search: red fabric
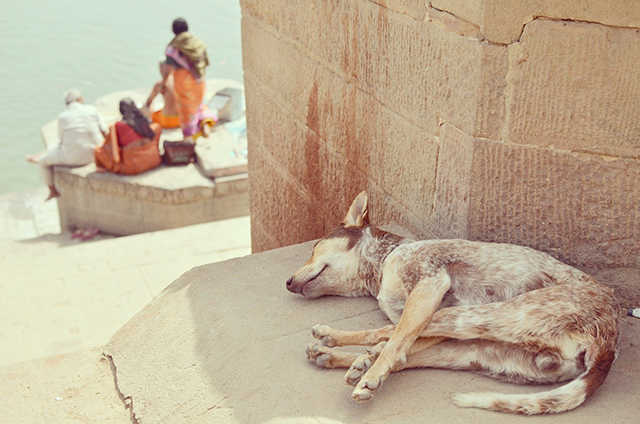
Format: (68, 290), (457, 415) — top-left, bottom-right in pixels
(115, 121), (145, 147)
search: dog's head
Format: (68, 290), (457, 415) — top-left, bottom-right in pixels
(286, 191), (369, 298)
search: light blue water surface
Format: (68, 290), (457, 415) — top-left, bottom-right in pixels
(0, 0), (243, 194)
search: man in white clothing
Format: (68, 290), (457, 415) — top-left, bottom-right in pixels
(26, 89), (108, 200)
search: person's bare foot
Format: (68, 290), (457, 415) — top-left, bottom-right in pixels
(202, 122), (211, 138)
(45, 186), (60, 201)
(25, 154), (39, 164)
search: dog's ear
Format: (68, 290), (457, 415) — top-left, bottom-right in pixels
(343, 191), (369, 228)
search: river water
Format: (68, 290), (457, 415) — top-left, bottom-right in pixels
(0, 0), (243, 195)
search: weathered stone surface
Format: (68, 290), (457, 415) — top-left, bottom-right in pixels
(249, 218), (283, 253)
(432, 124), (475, 240)
(241, 0), (508, 139)
(242, 0), (640, 272)
(246, 81), (439, 250)
(435, 124), (640, 268)
(505, 19), (640, 158)
(586, 267), (640, 309)
(195, 123), (248, 179)
(432, 0), (640, 44)
(244, 22), (440, 205)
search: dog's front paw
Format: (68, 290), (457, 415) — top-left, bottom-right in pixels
(311, 324), (337, 347)
(351, 376), (382, 402)
(344, 342), (385, 386)
(305, 343), (336, 368)
(344, 355), (372, 386)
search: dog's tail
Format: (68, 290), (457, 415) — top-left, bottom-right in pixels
(453, 345), (616, 415)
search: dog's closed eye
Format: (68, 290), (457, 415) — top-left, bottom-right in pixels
(310, 264), (329, 282)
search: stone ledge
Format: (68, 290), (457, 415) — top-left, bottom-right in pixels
(44, 77), (249, 236)
(55, 164), (217, 205)
(101, 240), (640, 423)
(54, 164), (248, 236)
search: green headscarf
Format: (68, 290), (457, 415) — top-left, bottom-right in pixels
(168, 32), (209, 78)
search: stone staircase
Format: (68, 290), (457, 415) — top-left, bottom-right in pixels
(0, 188), (251, 368)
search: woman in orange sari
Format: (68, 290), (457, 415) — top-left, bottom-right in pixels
(164, 18), (216, 142)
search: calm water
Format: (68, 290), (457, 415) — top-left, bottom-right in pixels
(0, 0), (243, 195)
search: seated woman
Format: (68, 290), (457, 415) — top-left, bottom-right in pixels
(117, 98), (158, 146)
(95, 99), (163, 175)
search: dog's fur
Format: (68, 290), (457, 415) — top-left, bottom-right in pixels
(286, 191), (619, 415)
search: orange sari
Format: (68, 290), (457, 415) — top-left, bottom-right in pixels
(173, 68), (206, 137)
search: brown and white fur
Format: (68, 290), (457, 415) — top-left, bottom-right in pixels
(286, 191), (619, 415)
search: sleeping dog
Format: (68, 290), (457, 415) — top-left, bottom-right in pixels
(286, 191), (619, 415)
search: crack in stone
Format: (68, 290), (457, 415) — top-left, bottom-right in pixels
(427, 6), (485, 41)
(103, 353), (139, 424)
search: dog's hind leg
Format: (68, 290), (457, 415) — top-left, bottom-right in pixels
(393, 339), (581, 384)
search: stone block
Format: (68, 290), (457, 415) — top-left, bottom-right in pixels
(432, 125), (475, 240)
(248, 148), (327, 251)
(241, 0), (508, 139)
(54, 164), (249, 236)
(247, 90), (438, 248)
(249, 131), (435, 249)
(434, 124), (640, 268)
(432, 0), (640, 44)
(427, 6), (484, 40)
(505, 19), (640, 158)
(195, 124), (248, 179)
(247, 93), (362, 227)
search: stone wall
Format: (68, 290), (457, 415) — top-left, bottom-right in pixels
(240, 0), (640, 270)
